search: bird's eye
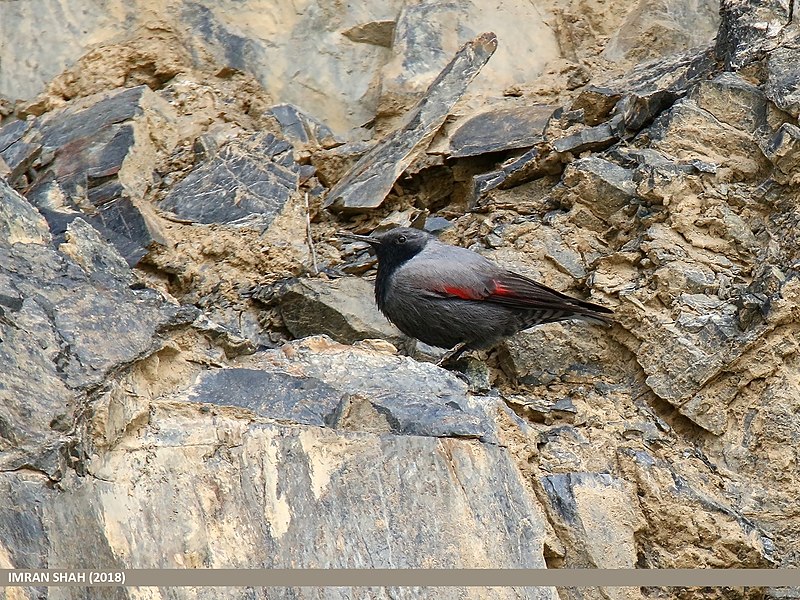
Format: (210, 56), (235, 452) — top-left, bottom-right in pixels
(397, 235), (407, 244)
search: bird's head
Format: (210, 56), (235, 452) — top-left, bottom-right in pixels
(339, 227), (431, 269)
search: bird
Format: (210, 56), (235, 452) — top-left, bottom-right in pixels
(339, 227), (613, 362)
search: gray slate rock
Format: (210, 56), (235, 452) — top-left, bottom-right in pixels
(277, 276), (408, 347)
(37, 86), (145, 149)
(765, 122), (800, 183)
(184, 368), (346, 427)
(0, 85), (169, 266)
(324, 32), (498, 211)
(607, 47), (717, 132)
(0, 139), (41, 182)
(266, 103), (340, 148)
(0, 473), (50, 570)
(447, 105), (557, 158)
(0, 184), (182, 477)
(0, 119), (31, 153)
(551, 120), (619, 155)
(764, 40), (800, 118)
(463, 146), (564, 207)
(715, 0), (791, 71)
(245, 336), (497, 441)
(160, 132), (299, 226)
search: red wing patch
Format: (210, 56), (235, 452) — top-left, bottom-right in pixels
(441, 285), (480, 300)
(489, 281), (516, 297)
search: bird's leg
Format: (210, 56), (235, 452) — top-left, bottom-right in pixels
(436, 342), (468, 368)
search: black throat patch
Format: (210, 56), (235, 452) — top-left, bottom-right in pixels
(372, 235), (428, 312)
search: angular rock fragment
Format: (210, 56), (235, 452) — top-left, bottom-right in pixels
(381, 0), (559, 111)
(691, 72), (769, 135)
(765, 122), (800, 183)
(266, 103), (340, 148)
(2, 85), (176, 266)
(539, 473), (643, 568)
(647, 98), (770, 180)
(630, 268), (789, 435)
(423, 215), (453, 233)
(0, 473), (50, 569)
(618, 448), (775, 568)
(465, 170), (508, 209)
(37, 85), (146, 149)
(562, 157), (637, 221)
(764, 41), (800, 118)
(463, 145), (566, 208)
(715, 0), (792, 71)
(501, 322), (613, 386)
(602, 47), (717, 132)
(276, 276), (407, 347)
(160, 132), (299, 226)
(570, 86), (621, 125)
(447, 105), (556, 158)
(551, 120), (619, 155)
(341, 20), (396, 47)
(324, 33), (498, 211)
(0, 139), (41, 182)
(0, 119), (32, 154)
(0, 179), (50, 245)
(310, 140), (374, 187)
(602, 0), (719, 64)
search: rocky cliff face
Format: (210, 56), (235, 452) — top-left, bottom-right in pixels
(1, 0), (798, 598)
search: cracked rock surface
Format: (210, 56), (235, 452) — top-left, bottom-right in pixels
(1, 1), (799, 598)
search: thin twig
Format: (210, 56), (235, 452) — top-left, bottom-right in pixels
(304, 192), (319, 275)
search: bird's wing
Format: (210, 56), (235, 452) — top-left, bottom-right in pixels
(404, 242), (612, 319)
(429, 266), (612, 318)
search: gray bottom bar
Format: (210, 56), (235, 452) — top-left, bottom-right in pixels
(2, 569), (799, 588)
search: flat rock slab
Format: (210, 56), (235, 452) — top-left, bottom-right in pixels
(551, 119), (620, 155)
(447, 105), (557, 158)
(324, 32), (497, 212)
(183, 368), (346, 427)
(277, 276), (407, 347)
(241, 336), (496, 441)
(70, 408), (556, 593)
(159, 132), (299, 226)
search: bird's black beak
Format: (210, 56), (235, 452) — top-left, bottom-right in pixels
(337, 231), (379, 246)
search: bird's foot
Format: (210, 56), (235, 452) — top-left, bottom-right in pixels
(436, 342), (468, 368)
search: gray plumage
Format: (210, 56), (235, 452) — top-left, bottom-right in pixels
(341, 227), (613, 350)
